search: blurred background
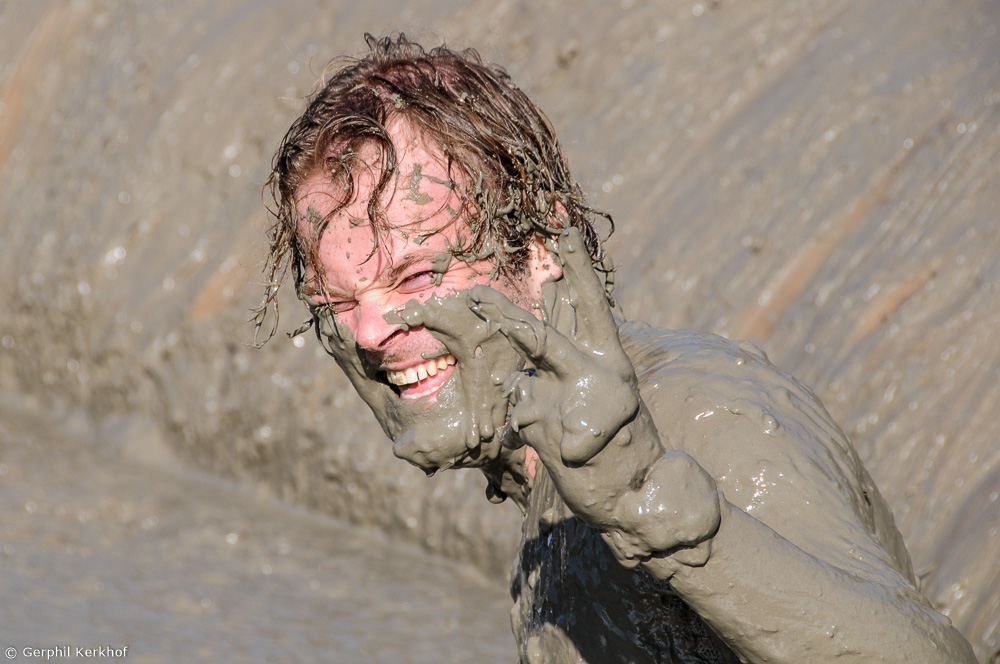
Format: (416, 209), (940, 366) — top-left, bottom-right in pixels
(0, 0), (997, 661)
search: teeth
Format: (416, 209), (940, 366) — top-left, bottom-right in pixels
(387, 355), (456, 387)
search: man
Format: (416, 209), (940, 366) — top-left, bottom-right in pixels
(257, 34), (976, 663)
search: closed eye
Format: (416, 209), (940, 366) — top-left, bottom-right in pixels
(312, 300), (355, 316)
(396, 270), (438, 294)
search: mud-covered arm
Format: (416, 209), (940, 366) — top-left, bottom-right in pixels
(460, 228), (977, 663)
(657, 498), (977, 663)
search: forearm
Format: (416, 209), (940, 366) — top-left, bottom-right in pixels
(648, 499), (978, 664)
(557, 410), (977, 663)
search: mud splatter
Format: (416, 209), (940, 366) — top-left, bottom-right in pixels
(404, 163), (433, 205)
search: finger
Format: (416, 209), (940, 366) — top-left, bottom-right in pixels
(395, 293), (493, 359)
(555, 227), (620, 351)
(506, 402), (562, 462)
(508, 403), (565, 464)
(502, 369), (534, 404)
(509, 400), (544, 434)
(467, 285), (577, 375)
(560, 425), (615, 465)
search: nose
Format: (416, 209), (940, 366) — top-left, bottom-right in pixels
(352, 295), (402, 351)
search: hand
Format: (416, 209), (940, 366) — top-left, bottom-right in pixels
(467, 227), (641, 466)
(403, 227), (720, 566)
(310, 292), (514, 474)
(466, 228), (720, 566)
(460, 228), (663, 531)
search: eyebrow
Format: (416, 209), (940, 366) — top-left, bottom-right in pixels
(385, 252), (433, 283)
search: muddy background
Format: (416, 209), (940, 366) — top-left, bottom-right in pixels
(1, 0), (997, 661)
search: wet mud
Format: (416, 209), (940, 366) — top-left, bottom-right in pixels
(1, 0), (998, 661)
(500, 234), (973, 660)
(0, 394), (514, 663)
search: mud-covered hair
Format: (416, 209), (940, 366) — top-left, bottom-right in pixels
(254, 33), (613, 343)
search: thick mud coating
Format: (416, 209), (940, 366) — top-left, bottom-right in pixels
(620, 326), (915, 581)
(331, 224), (975, 661)
(2, 1), (999, 661)
(477, 230), (972, 662)
(512, 326), (919, 663)
(310, 294), (522, 474)
(514, 468), (739, 664)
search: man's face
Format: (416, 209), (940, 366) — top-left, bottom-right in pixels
(295, 120), (558, 470)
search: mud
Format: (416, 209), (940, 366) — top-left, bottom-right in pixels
(438, 228), (973, 661)
(508, 322), (972, 662)
(1, 0), (998, 661)
(0, 394), (514, 663)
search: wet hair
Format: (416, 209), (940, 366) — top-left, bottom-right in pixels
(254, 33), (613, 343)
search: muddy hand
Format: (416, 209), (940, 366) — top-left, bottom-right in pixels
(469, 228), (721, 565)
(394, 292), (519, 458)
(467, 227), (640, 466)
(312, 295), (510, 473)
(396, 293), (497, 368)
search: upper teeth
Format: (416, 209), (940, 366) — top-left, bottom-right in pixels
(386, 355), (456, 386)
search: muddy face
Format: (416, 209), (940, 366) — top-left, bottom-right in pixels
(296, 119), (558, 473)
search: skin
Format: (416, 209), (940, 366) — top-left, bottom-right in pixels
(296, 119), (554, 479)
(297, 120), (977, 663)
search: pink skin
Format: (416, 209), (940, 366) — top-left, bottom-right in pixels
(296, 120), (557, 474)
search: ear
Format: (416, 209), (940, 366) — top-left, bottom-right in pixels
(525, 197), (573, 288)
(526, 232), (562, 296)
(549, 199), (569, 230)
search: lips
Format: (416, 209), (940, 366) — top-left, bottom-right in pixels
(385, 354), (457, 400)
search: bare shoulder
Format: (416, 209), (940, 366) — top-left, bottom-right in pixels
(619, 323), (916, 586)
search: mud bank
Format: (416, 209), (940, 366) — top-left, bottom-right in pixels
(0, 394), (514, 663)
(0, 0), (997, 660)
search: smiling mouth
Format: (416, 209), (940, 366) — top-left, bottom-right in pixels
(385, 354), (457, 400)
